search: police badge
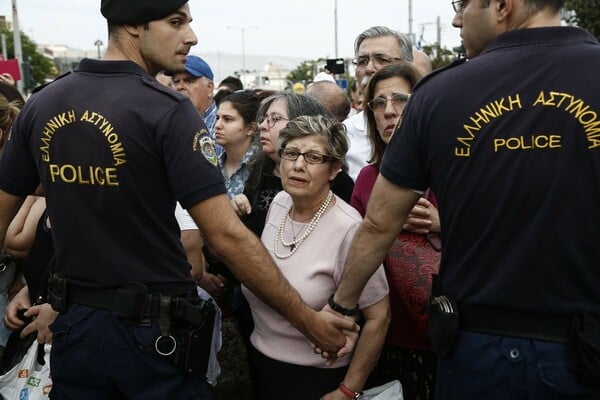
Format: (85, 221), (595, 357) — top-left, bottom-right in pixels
(198, 135), (218, 166)
(192, 128), (218, 166)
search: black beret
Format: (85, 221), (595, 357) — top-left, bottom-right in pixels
(101, 0), (189, 25)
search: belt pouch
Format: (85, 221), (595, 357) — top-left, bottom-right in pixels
(568, 312), (600, 388)
(428, 295), (459, 355)
(114, 282), (149, 322)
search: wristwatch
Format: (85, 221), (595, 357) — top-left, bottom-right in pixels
(328, 294), (359, 316)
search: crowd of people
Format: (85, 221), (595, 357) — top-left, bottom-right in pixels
(0, 0), (599, 399)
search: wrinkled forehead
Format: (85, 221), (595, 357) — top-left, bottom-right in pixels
(284, 134), (328, 151)
(267, 98), (289, 117)
(357, 36), (401, 57)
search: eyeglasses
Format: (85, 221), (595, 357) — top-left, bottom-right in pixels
(258, 114), (289, 128)
(352, 54), (404, 70)
(279, 148), (335, 164)
(367, 93), (411, 112)
(451, 0), (465, 13)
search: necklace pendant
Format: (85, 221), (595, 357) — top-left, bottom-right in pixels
(290, 243), (296, 251)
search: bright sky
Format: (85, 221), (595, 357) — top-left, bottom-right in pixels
(2, 0), (462, 59)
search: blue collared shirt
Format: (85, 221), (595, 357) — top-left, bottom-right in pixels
(219, 144), (257, 199)
(203, 101), (223, 157)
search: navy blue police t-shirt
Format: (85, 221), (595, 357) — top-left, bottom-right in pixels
(0, 59), (226, 291)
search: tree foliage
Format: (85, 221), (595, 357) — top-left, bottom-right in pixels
(1, 27), (56, 88)
(564, 0), (600, 40)
(421, 44), (458, 70)
(287, 60), (320, 83)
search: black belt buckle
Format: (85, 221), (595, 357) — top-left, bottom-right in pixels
(428, 295), (459, 355)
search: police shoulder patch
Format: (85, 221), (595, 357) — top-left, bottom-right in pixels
(193, 129), (218, 166)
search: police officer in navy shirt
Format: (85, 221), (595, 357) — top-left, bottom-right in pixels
(330, 0), (600, 398)
(0, 1), (356, 398)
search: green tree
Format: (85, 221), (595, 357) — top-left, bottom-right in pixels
(422, 44), (457, 70)
(1, 27), (56, 88)
(288, 58), (355, 90)
(287, 59), (319, 83)
(565, 0), (600, 40)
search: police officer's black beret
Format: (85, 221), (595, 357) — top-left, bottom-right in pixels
(101, 0), (189, 25)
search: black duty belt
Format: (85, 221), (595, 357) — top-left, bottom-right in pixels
(67, 284), (164, 319)
(66, 283), (198, 321)
(459, 303), (572, 344)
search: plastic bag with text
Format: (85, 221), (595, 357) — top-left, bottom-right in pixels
(0, 342), (52, 399)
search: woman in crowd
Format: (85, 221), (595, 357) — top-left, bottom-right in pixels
(199, 90), (260, 399)
(243, 115), (390, 399)
(1, 94), (55, 367)
(0, 94), (24, 351)
(350, 63), (440, 400)
(232, 93), (354, 237)
(215, 90), (260, 199)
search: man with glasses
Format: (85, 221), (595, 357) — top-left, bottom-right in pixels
(329, 0), (600, 397)
(343, 26), (422, 181)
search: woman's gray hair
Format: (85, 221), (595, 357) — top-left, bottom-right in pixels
(257, 92), (332, 122)
(354, 26), (414, 62)
(278, 115), (349, 162)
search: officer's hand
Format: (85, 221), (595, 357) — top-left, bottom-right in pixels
(231, 194), (251, 216)
(306, 307), (358, 364)
(197, 272), (227, 302)
(4, 285), (31, 330)
(21, 303), (58, 344)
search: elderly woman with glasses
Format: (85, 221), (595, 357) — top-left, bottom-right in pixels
(350, 63), (441, 400)
(242, 115), (389, 400)
(232, 93), (354, 238)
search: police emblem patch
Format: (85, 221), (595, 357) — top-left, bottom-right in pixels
(199, 136), (218, 166)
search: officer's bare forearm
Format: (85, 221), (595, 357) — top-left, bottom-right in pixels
(335, 175), (420, 308)
(188, 195), (311, 333)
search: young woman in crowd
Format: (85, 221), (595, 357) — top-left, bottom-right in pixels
(200, 90), (260, 399)
(215, 90), (260, 199)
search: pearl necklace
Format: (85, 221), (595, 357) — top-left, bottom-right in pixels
(273, 191), (333, 259)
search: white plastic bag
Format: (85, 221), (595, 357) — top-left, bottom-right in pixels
(361, 380), (403, 400)
(0, 342), (52, 399)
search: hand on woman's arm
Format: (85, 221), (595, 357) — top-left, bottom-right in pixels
(321, 296), (391, 400)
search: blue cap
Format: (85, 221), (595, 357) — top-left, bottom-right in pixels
(184, 56), (214, 81)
